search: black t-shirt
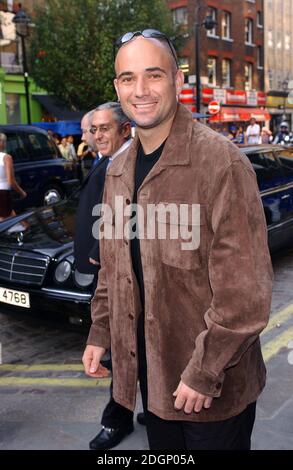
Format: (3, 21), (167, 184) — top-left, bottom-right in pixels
(131, 140), (166, 306)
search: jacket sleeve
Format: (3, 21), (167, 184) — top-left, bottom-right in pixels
(181, 160), (273, 397)
(88, 239), (100, 265)
(86, 184), (111, 349)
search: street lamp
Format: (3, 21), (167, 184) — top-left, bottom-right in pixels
(13, 9), (32, 124)
(195, 12), (217, 113)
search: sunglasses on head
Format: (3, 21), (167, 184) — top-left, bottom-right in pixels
(116, 29), (179, 68)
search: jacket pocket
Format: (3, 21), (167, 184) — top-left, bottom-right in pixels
(156, 202), (204, 270)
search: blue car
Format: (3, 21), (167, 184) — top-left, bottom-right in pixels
(240, 145), (293, 252)
(0, 125), (80, 209)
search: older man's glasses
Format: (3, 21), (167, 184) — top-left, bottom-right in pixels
(116, 29), (179, 69)
(90, 125), (113, 135)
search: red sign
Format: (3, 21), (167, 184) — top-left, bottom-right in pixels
(226, 90), (246, 105)
(208, 100), (221, 115)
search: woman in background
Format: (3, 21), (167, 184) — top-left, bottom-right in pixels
(0, 133), (27, 221)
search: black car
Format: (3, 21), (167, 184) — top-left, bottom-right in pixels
(0, 145), (292, 326)
(0, 125), (79, 209)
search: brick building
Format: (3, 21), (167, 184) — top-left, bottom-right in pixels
(168, 0), (269, 125)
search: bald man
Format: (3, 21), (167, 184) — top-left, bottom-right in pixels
(83, 30), (273, 450)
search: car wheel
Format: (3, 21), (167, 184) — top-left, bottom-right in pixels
(43, 185), (64, 205)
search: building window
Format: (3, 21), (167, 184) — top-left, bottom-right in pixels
(222, 59), (231, 87)
(257, 11), (263, 27)
(245, 18), (253, 44)
(257, 46), (263, 68)
(206, 7), (217, 37)
(245, 63), (253, 90)
(222, 11), (231, 39)
(207, 57), (217, 86)
(268, 30), (273, 48)
(172, 7), (188, 26)
(285, 34), (290, 51)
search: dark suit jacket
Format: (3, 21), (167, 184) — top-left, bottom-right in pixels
(74, 156), (108, 274)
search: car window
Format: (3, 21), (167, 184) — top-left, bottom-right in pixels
(5, 132), (30, 163)
(276, 149), (293, 170)
(25, 132), (59, 161)
(246, 151), (281, 188)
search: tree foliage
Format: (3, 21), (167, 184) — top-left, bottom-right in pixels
(29, 0), (177, 110)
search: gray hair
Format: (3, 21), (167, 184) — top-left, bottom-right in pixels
(94, 102), (129, 128)
(81, 109), (95, 127)
(0, 133), (7, 143)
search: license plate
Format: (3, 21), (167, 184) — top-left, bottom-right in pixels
(0, 287), (30, 308)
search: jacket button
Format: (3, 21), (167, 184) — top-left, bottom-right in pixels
(130, 351), (136, 357)
(216, 382), (222, 390)
(128, 314), (134, 320)
(125, 198), (131, 205)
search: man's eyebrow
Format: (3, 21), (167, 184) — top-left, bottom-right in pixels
(145, 67), (167, 75)
(117, 71), (133, 80)
(117, 67), (167, 80)
(91, 122), (111, 127)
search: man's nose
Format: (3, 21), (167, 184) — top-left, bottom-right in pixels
(134, 76), (149, 97)
(95, 129), (104, 139)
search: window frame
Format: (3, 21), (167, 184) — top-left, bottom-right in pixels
(221, 11), (232, 40)
(245, 18), (254, 45)
(207, 56), (217, 87)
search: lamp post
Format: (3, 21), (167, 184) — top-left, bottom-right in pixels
(13, 9), (32, 125)
(195, 10), (217, 113)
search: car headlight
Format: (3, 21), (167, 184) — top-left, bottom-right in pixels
(74, 269), (94, 287)
(54, 260), (72, 283)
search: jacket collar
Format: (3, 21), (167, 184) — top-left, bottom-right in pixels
(107, 104), (194, 192)
(81, 155), (107, 188)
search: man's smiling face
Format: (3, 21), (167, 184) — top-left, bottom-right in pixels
(91, 108), (128, 156)
(114, 37), (183, 130)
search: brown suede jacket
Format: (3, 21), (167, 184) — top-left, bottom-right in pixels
(87, 104), (273, 422)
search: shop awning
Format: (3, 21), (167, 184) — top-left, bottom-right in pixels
(209, 107), (271, 123)
(32, 94), (85, 120)
(33, 121), (82, 136)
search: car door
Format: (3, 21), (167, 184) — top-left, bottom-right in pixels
(274, 148), (293, 221)
(245, 149), (292, 250)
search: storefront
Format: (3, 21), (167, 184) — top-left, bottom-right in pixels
(0, 69), (44, 124)
(179, 85), (270, 132)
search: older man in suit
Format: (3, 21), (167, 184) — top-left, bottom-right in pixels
(75, 103), (135, 450)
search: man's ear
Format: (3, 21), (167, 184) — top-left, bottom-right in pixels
(121, 122), (131, 139)
(114, 78), (120, 101)
(175, 69), (184, 100)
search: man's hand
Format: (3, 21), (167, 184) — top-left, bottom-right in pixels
(82, 345), (108, 378)
(173, 380), (213, 414)
(89, 257), (100, 266)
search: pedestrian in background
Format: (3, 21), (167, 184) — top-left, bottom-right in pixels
(67, 135), (77, 161)
(77, 112), (97, 176)
(261, 127), (272, 144)
(58, 136), (75, 161)
(245, 118), (261, 144)
(0, 133), (26, 221)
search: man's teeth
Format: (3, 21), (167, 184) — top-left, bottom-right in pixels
(135, 103), (155, 108)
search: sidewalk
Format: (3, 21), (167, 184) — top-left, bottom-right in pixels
(0, 352), (292, 451)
